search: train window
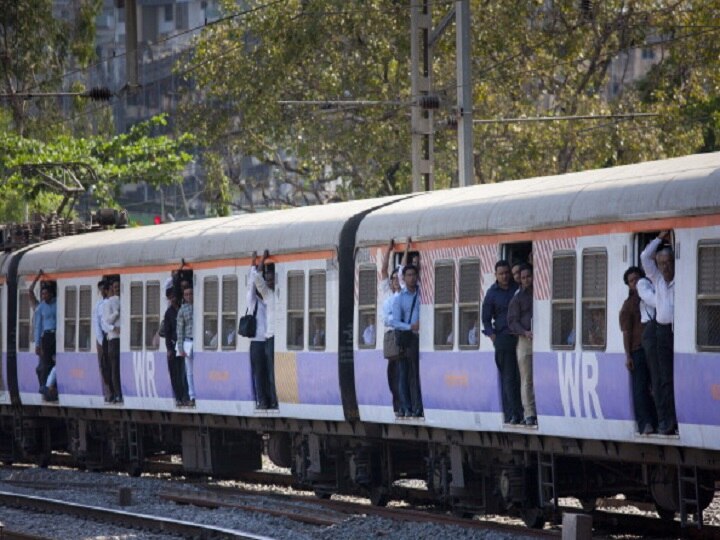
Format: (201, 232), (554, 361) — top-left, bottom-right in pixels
(434, 261), (454, 349)
(64, 287), (77, 351)
(458, 259), (480, 349)
(551, 252), (576, 349)
(203, 277), (219, 350)
(581, 249), (607, 350)
(78, 286), (92, 351)
(309, 271), (326, 350)
(145, 282), (160, 350)
(358, 265), (377, 348)
(697, 242), (720, 350)
(130, 282), (143, 350)
(287, 272), (305, 350)
(18, 289), (31, 351)
(221, 275), (238, 350)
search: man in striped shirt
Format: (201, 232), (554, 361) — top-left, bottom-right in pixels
(177, 287), (195, 407)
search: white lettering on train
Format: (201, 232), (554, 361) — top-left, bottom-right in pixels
(557, 352), (603, 419)
(133, 351), (158, 398)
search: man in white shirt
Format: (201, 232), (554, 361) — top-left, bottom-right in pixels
(249, 250), (278, 409)
(93, 279), (112, 402)
(101, 279), (122, 404)
(640, 231), (676, 435)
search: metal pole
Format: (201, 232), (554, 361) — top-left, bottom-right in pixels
(410, 0), (433, 192)
(456, 0), (474, 187)
(125, 0), (139, 89)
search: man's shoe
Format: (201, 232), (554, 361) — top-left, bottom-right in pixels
(642, 424), (655, 435)
(188, 398), (196, 407)
(509, 417), (521, 425)
(525, 416), (537, 426)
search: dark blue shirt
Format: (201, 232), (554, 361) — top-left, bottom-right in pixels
(481, 281), (518, 337)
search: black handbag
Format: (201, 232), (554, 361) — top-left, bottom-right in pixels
(238, 300), (259, 338)
(394, 291), (418, 350)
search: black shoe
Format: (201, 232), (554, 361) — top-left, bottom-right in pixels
(509, 417), (521, 425)
(113, 396), (123, 404)
(188, 398), (195, 407)
(412, 409), (424, 418)
(524, 416), (537, 426)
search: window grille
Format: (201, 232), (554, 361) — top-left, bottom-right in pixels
(458, 259), (480, 349)
(697, 242), (720, 350)
(130, 282), (143, 350)
(358, 266), (377, 348)
(309, 271), (326, 350)
(203, 277), (219, 350)
(221, 275), (238, 349)
(581, 249), (607, 350)
(78, 286), (92, 351)
(287, 272), (305, 350)
(145, 282), (160, 349)
(64, 287), (77, 351)
(551, 253), (576, 349)
(18, 288), (31, 351)
(434, 261), (454, 349)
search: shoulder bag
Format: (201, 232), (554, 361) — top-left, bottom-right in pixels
(238, 300), (259, 338)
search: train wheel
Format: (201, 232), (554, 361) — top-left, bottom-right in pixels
(369, 486), (389, 507)
(126, 462), (143, 478)
(521, 506), (546, 529)
(314, 489), (331, 500)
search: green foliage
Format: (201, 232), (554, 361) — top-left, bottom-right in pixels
(0, 115), (195, 219)
(202, 151), (232, 217)
(182, 0), (720, 197)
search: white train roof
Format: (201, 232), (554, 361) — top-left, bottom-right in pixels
(17, 197), (404, 274)
(357, 152), (720, 244)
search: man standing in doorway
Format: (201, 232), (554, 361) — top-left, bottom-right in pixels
(508, 264), (536, 426)
(102, 279), (122, 403)
(640, 231), (676, 435)
(392, 265), (423, 417)
(482, 260), (522, 424)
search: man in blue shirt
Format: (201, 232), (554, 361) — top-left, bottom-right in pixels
(392, 264), (423, 417)
(482, 260), (522, 424)
(29, 271), (57, 393)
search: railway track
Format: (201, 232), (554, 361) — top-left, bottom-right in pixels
(0, 490), (272, 540)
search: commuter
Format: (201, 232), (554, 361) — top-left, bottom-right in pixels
(619, 266), (657, 435)
(392, 264), (423, 417)
(640, 231), (676, 435)
(164, 285), (188, 406)
(176, 286), (196, 407)
(380, 240), (402, 412)
(29, 272), (57, 395)
(482, 260), (523, 424)
(362, 315), (376, 346)
(511, 263), (522, 288)
(467, 315), (479, 346)
(249, 250), (279, 409)
(93, 280), (112, 402)
(507, 264), (536, 426)
(101, 279), (122, 403)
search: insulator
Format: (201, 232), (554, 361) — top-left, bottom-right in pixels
(87, 87), (113, 101)
(418, 95), (440, 110)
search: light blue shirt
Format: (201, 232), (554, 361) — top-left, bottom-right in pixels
(392, 288), (419, 331)
(34, 299), (57, 347)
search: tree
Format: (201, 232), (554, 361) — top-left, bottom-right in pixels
(0, 115), (195, 223)
(181, 0), (720, 201)
(0, 0), (101, 137)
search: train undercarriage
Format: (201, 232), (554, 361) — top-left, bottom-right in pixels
(1, 408), (716, 529)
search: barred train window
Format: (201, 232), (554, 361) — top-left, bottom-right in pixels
(145, 282), (160, 350)
(203, 277), (219, 350)
(222, 275), (238, 350)
(287, 272), (305, 350)
(64, 287), (77, 351)
(459, 259), (480, 349)
(551, 253), (576, 349)
(434, 261), (454, 349)
(78, 286), (92, 351)
(358, 266), (377, 348)
(309, 271), (326, 350)
(18, 289), (31, 351)
(130, 282), (143, 350)
(697, 242), (720, 350)
(581, 249), (607, 350)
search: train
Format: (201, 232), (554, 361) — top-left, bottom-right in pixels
(1, 152), (719, 528)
